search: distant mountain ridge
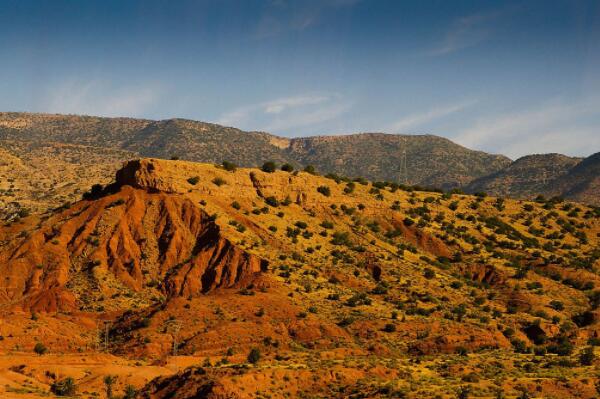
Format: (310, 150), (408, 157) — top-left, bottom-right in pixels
(0, 112), (510, 187)
(0, 112), (598, 209)
(465, 152), (600, 205)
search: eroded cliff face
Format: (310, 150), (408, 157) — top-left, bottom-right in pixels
(0, 184), (266, 312)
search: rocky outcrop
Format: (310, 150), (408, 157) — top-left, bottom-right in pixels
(0, 185), (266, 312)
(139, 368), (240, 399)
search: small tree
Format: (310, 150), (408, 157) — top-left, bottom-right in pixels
(222, 160), (237, 172)
(34, 342), (47, 355)
(187, 176), (200, 185)
(261, 161), (276, 173)
(303, 165), (316, 174)
(104, 375), (117, 399)
(580, 346), (595, 366)
(458, 386), (470, 399)
(281, 163), (294, 172)
(247, 347), (261, 364)
(212, 177), (227, 186)
(124, 385), (137, 399)
(317, 186), (331, 197)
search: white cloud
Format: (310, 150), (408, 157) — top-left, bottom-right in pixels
(264, 95), (329, 114)
(453, 98), (600, 158)
(216, 93), (351, 134)
(388, 100), (476, 133)
(255, 0), (360, 39)
(40, 79), (160, 117)
(426, 8), (512, 56)
(263, 101), (351, 132)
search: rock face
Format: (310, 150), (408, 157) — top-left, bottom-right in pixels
(0, 182), (266, 312)
(139, 368), (237, 399)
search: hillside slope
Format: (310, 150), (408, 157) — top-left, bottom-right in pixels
(0, 158), (599, 398)
(288, 133), (510, 189)
(466, 153), (600, 205)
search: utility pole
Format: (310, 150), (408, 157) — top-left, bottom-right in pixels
(104, 321), (110, 352)
(399, 137), (408, 185)
(165, 319), (182, 356)
(96, 320), (111, 352)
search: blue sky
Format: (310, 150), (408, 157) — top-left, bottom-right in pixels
(1, 0), (599, 159)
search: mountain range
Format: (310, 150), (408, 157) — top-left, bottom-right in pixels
(0, 112), (598, 218)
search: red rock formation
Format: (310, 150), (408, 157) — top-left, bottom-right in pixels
(0, 185), (266, 312)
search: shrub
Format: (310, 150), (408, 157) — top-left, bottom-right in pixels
(320, 221), (334, 229)
(187, 176), (200, 185)
(294, 221), (308, 229)
(222, 160), (237, 171)
(303, 165), (316, 174)
(331, 231), (351, 246)
(344, 182), (355, 194)
(104, 375), (117, 399)
(383, 323), (396, 333)
(262, 161), (277, 173)
(423, 268), (435, 279)
(549, 300), (564, 311)
(579, 346), (595, 365)
(231, 201), (241, 210)
(51, 377), (76, 396)
(34, 342), (47, 355)
(511, 338), (529, 353)
(124, 385), (137, 399)
(212, 177), (226, 186)
(247, 347), (261, 364)
(265, 196), (279, 207)
(281, 163), (294, 172)
(317, 186), (331, 196)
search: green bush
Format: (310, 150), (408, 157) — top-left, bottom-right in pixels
(262, 161), (277, 173)
(303, 165), (316, 174)
(51, 377), (77, 396)
(281, 163), (294, 172)
(212, 177), (226, 186)
(222, 160), (237, 171)
(187, 176), (200, 185)
(265, 196), (279, 207)
(579, 346), (595, 365)
(247, 347), (261, 364)
(317, 186), (331, 196)
(34, 342), (47, 355)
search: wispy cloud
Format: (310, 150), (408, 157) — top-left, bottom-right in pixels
(426, 8), (512, 56)
(40, 79), (160, 117)
(216, 93), (351, 134)
(453, 98), (600, 158)
(388, 100), (477, 133)
(255, 0), (360, 38)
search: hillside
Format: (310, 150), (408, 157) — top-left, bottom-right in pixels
(466, 153), (600, 206)
(0, 112), (513, 215)
(0, 158), (599, 398)
(552, 152), (600, 205)
(288, 133), (510, 189)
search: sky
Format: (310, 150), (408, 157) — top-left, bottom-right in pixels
(1, 0), (599, 159)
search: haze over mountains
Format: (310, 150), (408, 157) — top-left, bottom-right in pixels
(0, 112), (598, 217)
